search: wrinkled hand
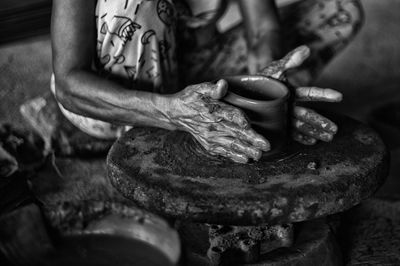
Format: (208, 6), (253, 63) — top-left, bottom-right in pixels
(259, 45), (343, 145)
(168, 80), (270, 163)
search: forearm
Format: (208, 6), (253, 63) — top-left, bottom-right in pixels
(54, 70), (176, 130)
(51, 0), (175, 131)
(238, 0), (281, 46)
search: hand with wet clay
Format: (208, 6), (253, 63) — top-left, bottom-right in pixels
(259, 45), (343, 145)
(167, 80), (270, 163)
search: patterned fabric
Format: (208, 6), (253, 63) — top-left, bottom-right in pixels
(54, 0), (363, 139)
(95, 0), (179, 94)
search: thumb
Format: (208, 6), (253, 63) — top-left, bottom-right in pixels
(209, 79), (228, 100)
(247, 53), (259, 75)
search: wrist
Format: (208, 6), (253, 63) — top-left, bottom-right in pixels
(153, 93), (180, 131)
(248, 27), (281, 48)
(249, 29), (283, 61)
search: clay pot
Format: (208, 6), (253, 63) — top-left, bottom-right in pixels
(222, 75), (290, 153)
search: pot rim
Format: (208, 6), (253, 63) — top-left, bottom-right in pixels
(221, 75), (290, 107)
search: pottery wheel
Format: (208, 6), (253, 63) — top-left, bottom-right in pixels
(107, 115), (389, 225)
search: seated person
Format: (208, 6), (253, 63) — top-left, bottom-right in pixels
(51, 0), (363, 163)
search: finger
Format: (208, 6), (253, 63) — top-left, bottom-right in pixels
(229, 139), (262, 161)
(292, 131), (317, 145)
(193, 80), (228, 100)
(209, 146), (249, 164)
(195, 136), (250, 163)
(214, 103), (250, 129)
(293, 106), (338, 134)
(259, 46), (310, 80)
(221, 121), (271, 151)
(295, 87), (342, 102)
(293, 119), (334, 142)
(281, 45), (311, 71)
(211, 79), (228, 99)
(209, 79), (228, 100)
(211, 137), (262, 162)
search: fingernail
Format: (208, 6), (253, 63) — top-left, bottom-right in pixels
(297, 45), (310, 56)
(330, 124), (338, 133)
(234, 156), (248, 164)
(253, 150), (262, 161)
(307, 138), (317, 145)
(217, 79), (227, 88)
(322, 133), (333, 142)
(241, 120), (250, 129)
(325, 89), (343, 102)
(215, 79), (228, 99)
(259, 141), (270, 151)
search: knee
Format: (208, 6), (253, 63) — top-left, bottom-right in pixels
(339, 0), (365, 40)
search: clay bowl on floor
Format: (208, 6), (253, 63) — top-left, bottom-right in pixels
(42, 213), (181, 266)
(222, 75), (290, 155)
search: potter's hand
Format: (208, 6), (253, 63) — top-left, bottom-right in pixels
(259, 46), (343, 145)
(168, 80), (270, 163)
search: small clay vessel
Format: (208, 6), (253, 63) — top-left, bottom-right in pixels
(222, 75), (290, 153)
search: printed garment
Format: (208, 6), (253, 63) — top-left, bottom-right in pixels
(95, 0), (178, 93)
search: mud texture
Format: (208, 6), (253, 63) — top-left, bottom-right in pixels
(107, 115), (389, 225)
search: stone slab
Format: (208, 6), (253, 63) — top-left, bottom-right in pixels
(107, 115), (389, 225)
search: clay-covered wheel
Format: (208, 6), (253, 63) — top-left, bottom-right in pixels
(107, 115), (389, 225)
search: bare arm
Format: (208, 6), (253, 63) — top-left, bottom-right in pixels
(51, 0), (174, 129)
(238, 0), (283, 73)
